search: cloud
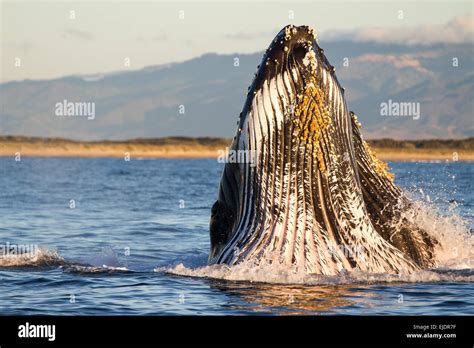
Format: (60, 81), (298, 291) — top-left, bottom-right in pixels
(62, 29), (94, 41)
(356, 54), (433, 75)
(323, 15), (473, 45)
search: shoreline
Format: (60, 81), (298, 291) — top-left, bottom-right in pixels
(1, 137), (473, 161)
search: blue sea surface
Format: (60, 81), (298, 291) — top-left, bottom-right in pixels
(0, 157), (472, 315)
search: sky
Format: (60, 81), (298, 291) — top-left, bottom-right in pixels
(1, 0), (473, 82)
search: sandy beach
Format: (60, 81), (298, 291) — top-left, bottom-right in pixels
(1, 136), (473, 161)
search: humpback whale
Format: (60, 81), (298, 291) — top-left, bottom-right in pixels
(209, 25), (437, 275)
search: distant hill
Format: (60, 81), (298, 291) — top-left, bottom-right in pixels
(1, 41), (472, 140)
(368, 137), (474, 150)
(0, 135), (230, 147)
(2, 135), (473, 149)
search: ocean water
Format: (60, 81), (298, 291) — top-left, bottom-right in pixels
(0, 157), (472, 315)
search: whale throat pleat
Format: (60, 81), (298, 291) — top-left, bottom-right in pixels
(211, 25), (433, 275)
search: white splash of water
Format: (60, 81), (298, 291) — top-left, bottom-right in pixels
(0, 246), (130, 273)
(158, 261), (474, 285)
(400, 200), (473, 268)
(0, 247), (65, 267)
(159, 200), (473, 285)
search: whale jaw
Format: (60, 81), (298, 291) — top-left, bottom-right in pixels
(209, 25), (436, 275)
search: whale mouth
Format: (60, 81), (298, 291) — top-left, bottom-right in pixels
(209, 25), (436, 275)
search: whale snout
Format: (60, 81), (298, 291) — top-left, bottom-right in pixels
(251, 25), (321, 91)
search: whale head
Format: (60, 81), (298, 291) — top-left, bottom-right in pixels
(209, 25), (436, 275)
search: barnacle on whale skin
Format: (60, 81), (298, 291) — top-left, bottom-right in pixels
(351, 111), (395, 182)
(293, 76), (332, 173)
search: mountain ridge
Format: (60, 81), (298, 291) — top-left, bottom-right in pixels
(1, 41), (472, 140)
